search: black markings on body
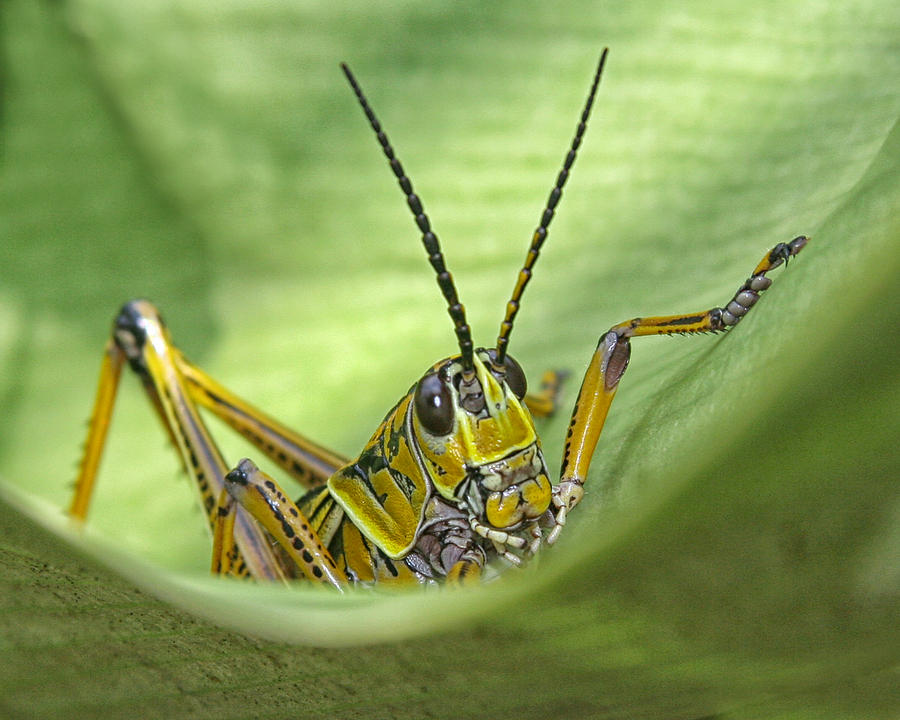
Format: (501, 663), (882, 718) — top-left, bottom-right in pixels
(306, 489), (333, 525)
(392, 469), (417, 501)
(243, 428), (264, 445)
(659, 314), (705, 327)
(383, 557), (399, 577)
(769, 243), (789, 263)
(252, 484), (295, 544)
(226, 468), (248, 486)
(386, 423), (401, 459)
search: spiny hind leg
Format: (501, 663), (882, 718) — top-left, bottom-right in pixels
(70, 299), (286, 581)
(548, 236), (808, 543)
(70, 339), (126, 521)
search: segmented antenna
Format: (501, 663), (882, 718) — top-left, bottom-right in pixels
(494, 48), (610, 366)
(341, 63), (475, 373)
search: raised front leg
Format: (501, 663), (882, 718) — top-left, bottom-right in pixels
(548, 236), (808, 543)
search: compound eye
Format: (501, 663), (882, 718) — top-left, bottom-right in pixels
(486, 349), (528, 399)
(414, 373), (455, 435)
(502, 354), (528, 399)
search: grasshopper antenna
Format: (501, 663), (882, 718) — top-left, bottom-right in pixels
(341, 63), (475, 374)
(494, 48), (609, 367)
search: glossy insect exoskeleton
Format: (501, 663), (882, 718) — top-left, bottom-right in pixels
(70, 49), (807, 590)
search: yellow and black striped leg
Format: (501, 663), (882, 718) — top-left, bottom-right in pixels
(222, 459), (348, 590)
(70, 340), (126, 520)
(70, 299), (287, 582)
(549, 236), (808, 543)
(524, 370), (570, 418)
(211, 488), (240, 576)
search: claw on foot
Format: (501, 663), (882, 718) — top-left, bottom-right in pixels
(470, 517), (528, 549)
(548, 478), (584, 545)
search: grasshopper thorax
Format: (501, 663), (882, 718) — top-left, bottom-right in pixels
(412, 350), (552, 530)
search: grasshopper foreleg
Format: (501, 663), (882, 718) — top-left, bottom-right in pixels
(548, 236), (808, 544)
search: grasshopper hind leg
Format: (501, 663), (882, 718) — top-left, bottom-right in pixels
(71, 299), (288, 581)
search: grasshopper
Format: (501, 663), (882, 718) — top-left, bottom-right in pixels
(70, 49), (807, 590)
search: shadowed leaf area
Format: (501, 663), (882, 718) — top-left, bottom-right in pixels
(1, 0), (898, 718)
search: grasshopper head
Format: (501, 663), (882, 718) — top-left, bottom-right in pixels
(412, 350), (553, 530)
(343, 52), (609, 532)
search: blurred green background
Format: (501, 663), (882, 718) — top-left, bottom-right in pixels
(1, 0), (898, 718)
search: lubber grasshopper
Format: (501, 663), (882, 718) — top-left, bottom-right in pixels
(70, 49), (807, 590)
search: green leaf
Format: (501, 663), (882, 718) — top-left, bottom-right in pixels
(1, 0), (898, 717)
